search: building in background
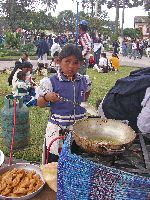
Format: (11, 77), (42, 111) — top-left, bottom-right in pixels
(134, 16), (150, 39)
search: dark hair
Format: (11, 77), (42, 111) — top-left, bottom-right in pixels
(101, 53), (106, 58)
(8, 61), (22, 86)
(17, 71), (26, 80)
(53, 51), (59, 57)
(38, 63), (44, 70)
(79, 24), (88, 32)
(23, 52), (28, 57)
(40, 32), (45, 38)
(54, 37), (59, 43)
(112, 53), (119, 58)
(21, 61), (33, 69)
(58, 44), (83, 61)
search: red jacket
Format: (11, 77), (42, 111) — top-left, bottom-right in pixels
(89, 57), (95, 65)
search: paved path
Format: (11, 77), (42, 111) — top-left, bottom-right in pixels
(0, 54), (150, 71)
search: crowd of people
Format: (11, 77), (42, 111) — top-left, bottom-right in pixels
(6, 19), (150, 163)
(121, 38), (150, 59)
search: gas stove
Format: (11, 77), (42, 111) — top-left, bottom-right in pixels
(73, 133), (150, 177)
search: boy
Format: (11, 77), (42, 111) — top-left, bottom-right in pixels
(37, 44), (91, 161)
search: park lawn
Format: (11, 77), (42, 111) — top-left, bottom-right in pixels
(0, 66), (139, 162)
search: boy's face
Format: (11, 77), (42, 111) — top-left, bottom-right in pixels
(22, 54), (27, 60)
(58, 55), (80, 78)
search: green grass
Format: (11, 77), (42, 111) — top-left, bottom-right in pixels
(0, 66), (139, 162)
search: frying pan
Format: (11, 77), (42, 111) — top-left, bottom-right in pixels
(73, 118), (136, 154)
(0, 163), (45, 200)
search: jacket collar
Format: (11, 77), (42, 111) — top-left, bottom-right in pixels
(56, 69), (82, 82)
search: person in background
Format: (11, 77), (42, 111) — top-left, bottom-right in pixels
(8, 61), (22, 86)
(11, 62), (33, 94)
(129, 39), (137, 60)
(37, 44), (91, 162)
(50, 37), (61, 58)
(19, 53), (31, 63)
(78, 20), (91, 75)
(122, 41), (128, 57)
(37, 32), (49, 68)
(48, 34), (53, 49)
(93, 36), (103, 67)
(109, 53), (120, 71)
(49, 51), (60, 73)
(138, 40), (144, 59)
(88, 54), (95, 68)
(14, 71), (31, 97)
(146, 45), (150, 58)
(113, 40), (119, 54)
(36, 63), (45, 76)
(93, 53), (109, 73)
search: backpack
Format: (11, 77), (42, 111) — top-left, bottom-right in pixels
(102, 67), (150, 132)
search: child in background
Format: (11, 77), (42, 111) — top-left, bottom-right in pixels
(93, 52), (109, 73)
(88, 54), (95, 68)
(49, 51), (60, 73)
(14, 71), (31, 103)
(19, 53), (31, 63)
(37, 44), (91, 162)
(36, 63), (45, 75)
(109, 53), (120, 71)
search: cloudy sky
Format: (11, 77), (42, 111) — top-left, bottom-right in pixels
(52, 0), (148, 28)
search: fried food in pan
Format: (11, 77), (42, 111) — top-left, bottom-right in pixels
(0, 168), (44, 197)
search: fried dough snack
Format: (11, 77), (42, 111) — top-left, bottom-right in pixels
(0, 168), (44, 197)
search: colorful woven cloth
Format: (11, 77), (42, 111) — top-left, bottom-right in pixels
(57, 134), (150, 200)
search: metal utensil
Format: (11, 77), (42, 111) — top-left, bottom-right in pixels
(73, 118), (136, 154)
(59, 96), (98, 116)
(80, 102), (98, 116)
(59, 96), (80, 106)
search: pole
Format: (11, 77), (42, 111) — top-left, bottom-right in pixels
(120, 0), (125, 54)
(121, 0), (125, 38)
(95, 0), (98, 18)
(76, 1), (79, 46)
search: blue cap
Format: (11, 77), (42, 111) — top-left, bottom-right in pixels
(79, 20), (88, 26)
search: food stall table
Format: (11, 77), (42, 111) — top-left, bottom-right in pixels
(31, 184), (56, 200)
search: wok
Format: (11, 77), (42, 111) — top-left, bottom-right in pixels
(73, 118), (136, 154)
(0, 163), (45, 200)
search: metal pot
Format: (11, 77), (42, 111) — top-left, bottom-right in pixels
(0, 163), (45, 200)
(73, 118), (136, 155)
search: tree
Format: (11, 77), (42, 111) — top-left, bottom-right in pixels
(0, 0), (30, 31)
(79, 0), (107, 17)
(107, 0), (144, 35)
(30, 0), (58, 12)
(0, 0), (58, 31)
(123, 28), (143, 38)
(56, 10), (76, 34)
(21, 10), (56, 34)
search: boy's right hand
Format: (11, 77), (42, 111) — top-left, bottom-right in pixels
(45, 92), (60, 102)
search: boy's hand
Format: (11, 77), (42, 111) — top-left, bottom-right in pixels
(46, 92), (60, 102)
